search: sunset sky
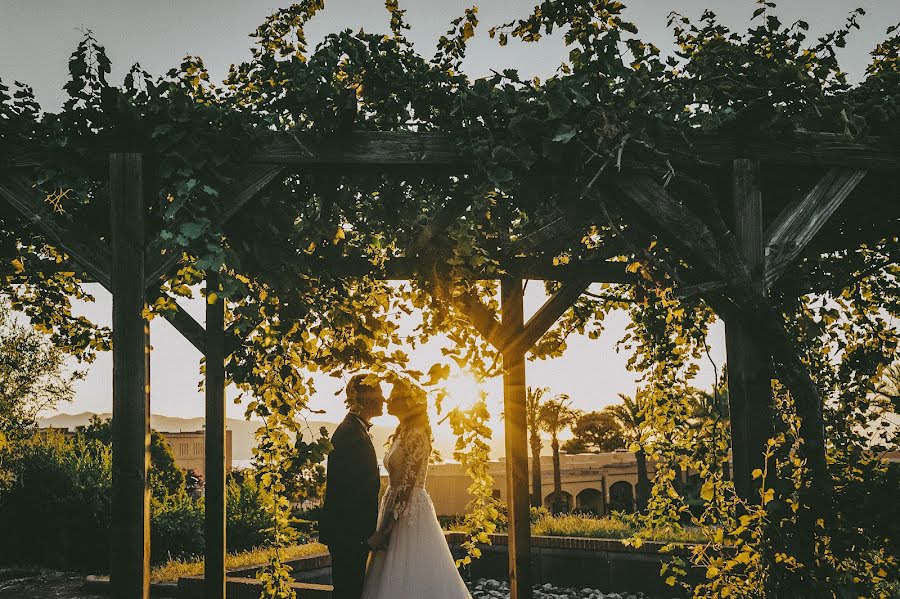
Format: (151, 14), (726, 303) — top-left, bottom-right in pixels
(2, 0), (897, 433)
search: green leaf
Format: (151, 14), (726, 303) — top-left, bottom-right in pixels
(552, 124), (578, 143)
(547, 88), (572, 119)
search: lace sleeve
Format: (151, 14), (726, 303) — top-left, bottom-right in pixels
(383, 428), (430, 523)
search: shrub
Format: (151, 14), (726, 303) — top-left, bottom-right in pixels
(0, 432), (278, 571)
(151, 492), (204, 564)
(226, 471), (275, 552)
(0, 432), (112, 571)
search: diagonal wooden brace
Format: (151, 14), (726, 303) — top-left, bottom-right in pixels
(764, 168), (866, 286)
(0, 173), (207, 352)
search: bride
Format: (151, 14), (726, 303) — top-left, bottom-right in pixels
(361, 380), (472, 599)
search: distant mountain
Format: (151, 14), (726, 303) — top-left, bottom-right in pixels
(38, 412), (478, 461)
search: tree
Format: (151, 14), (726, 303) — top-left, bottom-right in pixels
(538, 394), (578, 513)
(525, 386), (548, 508)
(0, 303), (80, 441)
(562, 408), (626, 454)
(608, 391), (651, 513)
(75, 416), (185, 496)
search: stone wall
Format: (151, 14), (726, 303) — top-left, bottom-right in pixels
(178, 534), (699, 599)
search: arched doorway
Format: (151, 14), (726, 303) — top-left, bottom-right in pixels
(608, 481), (634, 513)
(575, 488), (604, 515)
(544, 490), (573, 514)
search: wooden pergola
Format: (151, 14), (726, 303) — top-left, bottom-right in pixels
(1, 128), (897, 599)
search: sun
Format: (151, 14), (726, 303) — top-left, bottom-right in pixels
(440, 371), (485, 413)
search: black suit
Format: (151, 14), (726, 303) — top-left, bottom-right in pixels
(321, 413), (380, 599)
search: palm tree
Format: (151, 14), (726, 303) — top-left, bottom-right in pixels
(686, 379), (732, 480)
(525, 386), (549, 508)
(609, 390), (651, 513)
(539, 394), (579, 513)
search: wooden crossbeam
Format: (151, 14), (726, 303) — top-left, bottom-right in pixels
(240, 131), (900, 169)
(764, 168), (867, 286)
(15, 131), (900, 171)
(250, 131), (464, 167)
(452, 289), (503, 350)
(507, 277), (593, 356)
(0, 173), (207, 352)
(611, 175), (725, 277)
(144, 164), (284, 287)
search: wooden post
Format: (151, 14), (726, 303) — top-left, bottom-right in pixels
(205, 271), (227, 599)
(725, 159), (774, 503)
(501, 278), (532, 599)
(110, 153), (151, 599)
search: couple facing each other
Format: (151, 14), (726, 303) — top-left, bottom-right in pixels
(319, 375), (472, 599)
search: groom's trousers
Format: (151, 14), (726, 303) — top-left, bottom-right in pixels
(329, 542), (370, 599)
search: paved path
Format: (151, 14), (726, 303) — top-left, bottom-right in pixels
(0, 569), (106, 599)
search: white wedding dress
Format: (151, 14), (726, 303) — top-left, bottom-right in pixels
(361, 427), (472, 599)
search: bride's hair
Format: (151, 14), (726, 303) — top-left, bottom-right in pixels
(387, 380), (432, 445)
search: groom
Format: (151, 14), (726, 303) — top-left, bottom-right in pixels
(320, 374), (385, 599)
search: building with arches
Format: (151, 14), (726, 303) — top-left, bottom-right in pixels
(426, 450), (672, 516)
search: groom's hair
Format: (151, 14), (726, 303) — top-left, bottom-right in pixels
(345, 374), (381, 410)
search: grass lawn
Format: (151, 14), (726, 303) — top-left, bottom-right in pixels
(150, 543), (327, 584)
(531, 513), (706, 543)
(443, 512), (706, 545)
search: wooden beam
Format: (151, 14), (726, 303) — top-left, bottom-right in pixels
(144, 164), (284, 287)
(322, 255), (632, 283)
(244, 131), (900, 169)
(680, 132), (900, 170)
(500, 277), (532, 599)
(0, 173), (207, 351)
(152, 292), (207, 353)
(452, 289), (503, 350)
(506, 277), (592, 356)
(15, 131), (900, 170)
(725, 159), (774, 505)
(0, 173), (112, 287)
(109, 153), (151, 599)
(204, 271), (227, 599)
(764, 168), (867, 286)
(249, 131), (464, 167)
(610, 175), (725, 277)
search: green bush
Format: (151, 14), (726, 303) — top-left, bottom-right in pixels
(226, 471), (275, 552)
(0, 432), (277, 572)
(151, 492), (205, 564)
(0, 432), (112, 571)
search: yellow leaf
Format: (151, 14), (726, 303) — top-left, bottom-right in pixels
(11, 258), (24, 273)
(665, 576), (676, 586)
(706, 565), (719, 579)
(625, 261), (641, 273)
(700, 481), (715, 502)
(751, 468), (763, 480)
(207, 292), (218, 305)
(762, 488), (774, 505)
